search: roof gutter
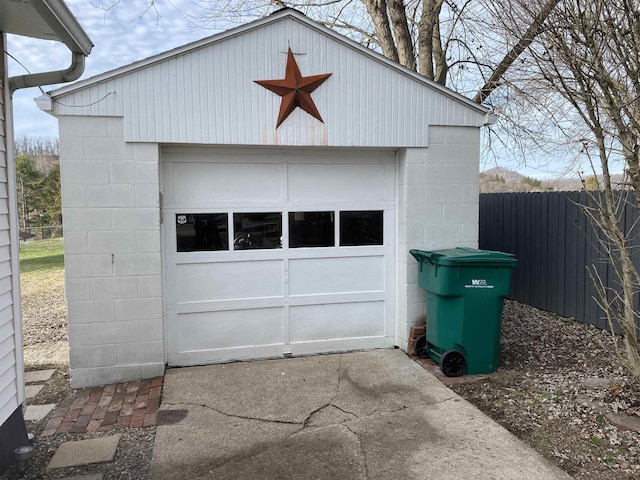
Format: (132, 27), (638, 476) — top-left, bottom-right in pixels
(9, 51), (86, 94)
(29, 0), (93, 55)
(7, 0), (93, 95)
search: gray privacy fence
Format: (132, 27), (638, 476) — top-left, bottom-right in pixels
(479, 191), (640, 331)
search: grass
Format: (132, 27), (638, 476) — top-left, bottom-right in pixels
(530, 430), (552, 452)
(19, 237), (64, 274)
(591, 435), (604, 448)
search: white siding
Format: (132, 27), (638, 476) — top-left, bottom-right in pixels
(51, 15), (487, 148)
(0, 34), (20, 426)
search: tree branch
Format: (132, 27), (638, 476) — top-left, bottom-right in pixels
(473, 0), (561, 104)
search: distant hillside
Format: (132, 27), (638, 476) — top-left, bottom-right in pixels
(478, 167), (618, 193)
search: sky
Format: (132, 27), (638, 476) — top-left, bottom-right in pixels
(5, 0), (588, 180)
(7, 0), (221, 139)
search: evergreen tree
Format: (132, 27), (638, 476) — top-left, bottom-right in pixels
(14, 137), (61, 238)
(15, 154), (42, 230)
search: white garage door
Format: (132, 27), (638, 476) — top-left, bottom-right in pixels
(162, 148), (396, 366)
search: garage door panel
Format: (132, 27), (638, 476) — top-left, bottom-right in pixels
(288, 256), (384, 296)
(289, 302), (385, 343)
(173, 297), (285, 314)
(173, 162), (284, 203)
(177, 307), (284, 351)
(288, 163), (394, 203)
(177, 260), (284, 303)
(164, 149), (396, 366)
(287, 292), (385, 306)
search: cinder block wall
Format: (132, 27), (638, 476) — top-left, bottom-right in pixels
(58, 117), (480, 383)
(59, 116), (164, 388)
(396, 125), (480, 351)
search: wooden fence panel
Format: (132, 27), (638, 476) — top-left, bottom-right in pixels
(479, 191), (639, 330)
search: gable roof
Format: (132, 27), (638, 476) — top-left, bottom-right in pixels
(45, 9), (490, 148)
(50, 9), (483, 113)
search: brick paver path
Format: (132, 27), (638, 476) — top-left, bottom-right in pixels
(41, 376), (164, 436)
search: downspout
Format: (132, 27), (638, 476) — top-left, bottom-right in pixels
(8, 51), (85, 95)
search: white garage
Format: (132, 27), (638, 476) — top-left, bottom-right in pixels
(40, 8), (492, 387)
(163, 148), (396, 365)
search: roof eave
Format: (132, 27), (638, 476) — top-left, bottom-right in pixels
(32, 0), (93, 55)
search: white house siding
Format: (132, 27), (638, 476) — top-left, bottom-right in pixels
(59, 116), (164, 388)
(0, 32), (23, 429)
(395, 126), (480, 351)
(50, 16), (487, 146)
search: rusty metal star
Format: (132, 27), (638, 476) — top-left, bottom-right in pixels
(255, 48), (332, 128)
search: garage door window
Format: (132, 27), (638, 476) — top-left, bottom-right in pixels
(340, 211), (384, 246)
(176, 210), (383, 252)
(289, 212), (335, 248)
(176, 213), (228, 252)
(234, 212), (282, 249)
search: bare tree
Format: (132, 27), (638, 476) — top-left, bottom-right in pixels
(473, 0), (560, 104)
(94, 1), (569, 169)
(14, 136), (59, 174)
(168, 0), (559, 100)
(525, 0), (640, 374)
(191, 1), (572, 170)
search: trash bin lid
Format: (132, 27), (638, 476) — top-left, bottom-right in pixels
(410, 247), (517, 266)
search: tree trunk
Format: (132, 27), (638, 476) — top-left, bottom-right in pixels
(418, 0), (444, 80)
(362, 0), (399, 63)
(387, 0), (415, 70)
(432, 16), (447, 85)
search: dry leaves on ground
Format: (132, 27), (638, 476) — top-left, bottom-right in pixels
(21, 269), (67, 347)
(452, 300), (640, 480)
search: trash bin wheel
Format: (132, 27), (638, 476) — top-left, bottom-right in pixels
(414, 335), (428, 358)
(441, 350), (465, 377)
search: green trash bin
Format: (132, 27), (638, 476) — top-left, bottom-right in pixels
(410, 247), (517, 377)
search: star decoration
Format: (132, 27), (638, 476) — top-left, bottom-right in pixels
(255, 48), (332, 128)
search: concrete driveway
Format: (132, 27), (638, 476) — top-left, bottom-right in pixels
(149, 349), (570, 479)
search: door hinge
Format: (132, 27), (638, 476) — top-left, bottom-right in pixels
(159, 192), (163, 225)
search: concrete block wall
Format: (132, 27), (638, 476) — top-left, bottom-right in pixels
(59, 116), (164, 388)
(396, 125), (480, 351)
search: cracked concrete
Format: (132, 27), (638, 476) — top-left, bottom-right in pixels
(149, 350), (571, 480)
(305, 404), (358, 427)
(344, 423), (370, 479)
